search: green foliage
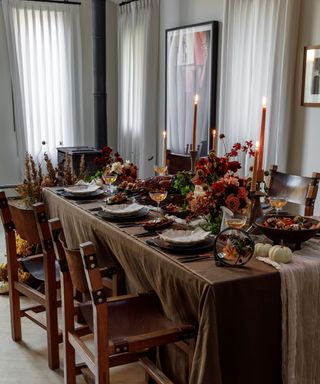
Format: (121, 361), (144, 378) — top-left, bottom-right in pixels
(172, 171), (194, 197)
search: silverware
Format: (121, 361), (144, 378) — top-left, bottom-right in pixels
(178, 256), (211, 263)
(135, 231), (157, 237)
(118, 223), (141, 228)
(88, 207), (102, 212)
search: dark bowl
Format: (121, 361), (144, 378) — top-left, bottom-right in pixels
(255, 215), (319, 249)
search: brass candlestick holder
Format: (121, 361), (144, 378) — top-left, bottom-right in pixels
(249, 169), (265, 225)
(189, 150), (198, 172)
(249, 190), (264, 225)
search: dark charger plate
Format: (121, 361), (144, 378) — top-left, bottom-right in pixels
(96, 207), (149, 222)
(146, 237), (214, 254)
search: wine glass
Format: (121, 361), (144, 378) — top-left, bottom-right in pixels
(149, 190), (168, 213)
(154, 165), (168, 176)
(225, 214), (247, 229)
(269, 196), (287, 215)
(102, 170), (118, 194)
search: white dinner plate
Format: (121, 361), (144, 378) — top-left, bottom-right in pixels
(159, 228), (209, 247)
(64, 184), (101, 196)
(101, 203), (145, 217)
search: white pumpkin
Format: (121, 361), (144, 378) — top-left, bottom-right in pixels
(268, 245), (292, 263)
(254, 243), (273, 258)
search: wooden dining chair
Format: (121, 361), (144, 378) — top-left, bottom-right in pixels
(49, 217), (195, 384)
(268, 165), (320, 216)
(166, 150), (191, 174)
(0, 192), (61, 370)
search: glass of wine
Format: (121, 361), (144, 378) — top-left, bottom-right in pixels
(102, 170), (118, 194)
(154, 165), (168, 176)
(225, 214), (247, 229)
(269, 196), (287, 215)
(149, 190), (168, 213)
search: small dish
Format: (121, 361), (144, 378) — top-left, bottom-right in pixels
(142, 217), (174, 231)
(159, 228), (209, 247)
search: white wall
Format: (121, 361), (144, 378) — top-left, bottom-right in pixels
(0, 7), (21, 186)
(289, 0), (320, 215)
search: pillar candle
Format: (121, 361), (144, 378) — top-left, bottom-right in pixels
(257, 97), (267, 172)
(212, 129), (216, 152)
(162, 130), (167, 167)
(251, 141), (259, 192)
(192, 95), (199, 151)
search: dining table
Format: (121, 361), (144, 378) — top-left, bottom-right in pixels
(43, 187), (282, 384)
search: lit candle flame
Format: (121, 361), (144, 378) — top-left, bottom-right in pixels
(256, 140), (260, 150)
(262, 97), (267, 108)
(194, 94), (199, 104)
(163, 130), (167, 139)
(213, 129), (216, 137)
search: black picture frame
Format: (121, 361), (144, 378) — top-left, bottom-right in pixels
(165, 21), (219, 154)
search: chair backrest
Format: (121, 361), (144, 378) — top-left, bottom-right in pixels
(0, 193), (41, 244)
(268, 165), (320, 216)
(166, 150), (191, 174)
(49, 218), (90, 295)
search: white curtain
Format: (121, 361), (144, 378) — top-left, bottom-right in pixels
(167, 25), (212, 155)
(118, 0), (159, 179)
(219, 0), (301, 174)
(2, 0), (83, 169)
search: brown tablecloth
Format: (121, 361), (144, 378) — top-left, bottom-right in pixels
(43, 188), (282, 384)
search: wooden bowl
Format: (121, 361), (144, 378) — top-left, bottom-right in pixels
(255, 215), (319, 249)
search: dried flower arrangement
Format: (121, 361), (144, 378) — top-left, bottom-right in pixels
(16, 152), (86, 206)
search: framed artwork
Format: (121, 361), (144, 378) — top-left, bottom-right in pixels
(165, 21), (219, 155)
(301, 45), (320, 106)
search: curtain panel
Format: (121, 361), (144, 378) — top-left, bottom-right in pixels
(2, 0), (84, 170)
(219, 0), (301, 174)
(118, 0), (159, 178)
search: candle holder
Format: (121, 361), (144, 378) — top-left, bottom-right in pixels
(189, 150), (198, 172)
(249, 190), (265, 225)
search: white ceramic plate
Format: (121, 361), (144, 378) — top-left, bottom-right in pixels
(64, 184), (100, 196)
(159, 228), (209, 247)
(101, 203), (146, 217)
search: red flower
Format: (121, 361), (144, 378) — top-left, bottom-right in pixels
(212, 181), (224, 193)
(227, 161), (241, 173)
(225, 194), (240, 212)
(237, 187), (248, 199)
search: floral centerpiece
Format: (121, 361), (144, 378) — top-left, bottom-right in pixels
(94, 146), (138, 185)
(187, 135), (254, 234)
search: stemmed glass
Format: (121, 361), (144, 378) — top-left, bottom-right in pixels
(225, 214), (247, 230)
(269, 197), (287, 215)
(154, 165), (168, 176)
(149, 190), (168, 213)
(102, 170), (118, 194)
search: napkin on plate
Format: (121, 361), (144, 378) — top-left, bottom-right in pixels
(101, 203), (145, 216)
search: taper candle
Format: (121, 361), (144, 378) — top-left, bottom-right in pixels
(192, 94), (199, 151)
(251, 141), (259, 192)
(257, 97), (267, 173)
(162, 130), (167, 167)
(212, 129), (216, 152)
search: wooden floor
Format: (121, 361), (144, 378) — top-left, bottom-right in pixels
(0, 227), (145, 383)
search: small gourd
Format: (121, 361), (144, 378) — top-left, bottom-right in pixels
(254, 243), (272, 257)
(268, 245), (292, 263)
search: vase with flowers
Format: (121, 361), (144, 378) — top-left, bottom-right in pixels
(94, 146), (138, 189)
(187, 135), (254, 234)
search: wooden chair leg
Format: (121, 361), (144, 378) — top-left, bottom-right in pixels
(44, 252), (60, 370)
(6, 231), (22, 341)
